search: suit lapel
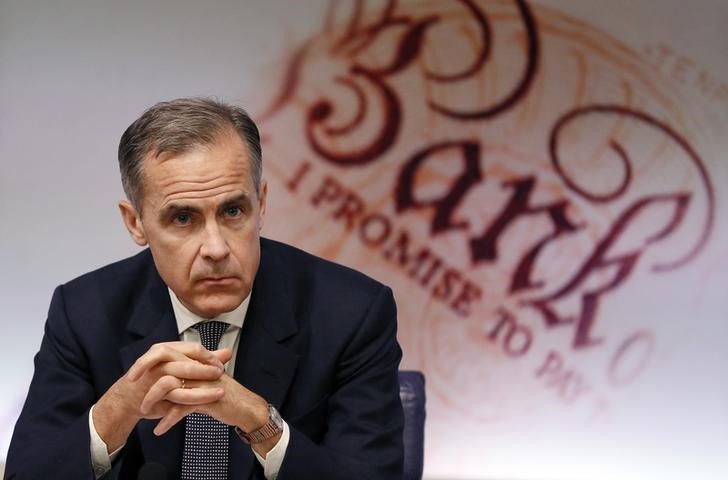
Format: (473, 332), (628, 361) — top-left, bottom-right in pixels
(229, 239), (300, 480)
(119, 267), (184, 476)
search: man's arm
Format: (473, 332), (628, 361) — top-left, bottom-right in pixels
(6, 285), (100, 479)
(5, 285), (229, 479)
(278, 285), (404, 480)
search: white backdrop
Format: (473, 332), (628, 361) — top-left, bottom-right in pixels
(2, 1), (727, 478)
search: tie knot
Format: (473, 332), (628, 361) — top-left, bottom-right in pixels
(193, 321), (229, 350)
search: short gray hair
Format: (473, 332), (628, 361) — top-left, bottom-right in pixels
(118, 97), (262, 207)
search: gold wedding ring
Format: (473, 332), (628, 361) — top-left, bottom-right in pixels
(180, 378), (186, 389)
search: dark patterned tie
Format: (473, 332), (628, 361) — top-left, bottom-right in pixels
(181, 321), (230, 480)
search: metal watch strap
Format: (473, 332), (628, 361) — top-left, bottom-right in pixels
(235, 404), (283, 445)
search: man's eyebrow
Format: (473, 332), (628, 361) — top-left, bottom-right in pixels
(219, 193), (253, 209)
(158, 203), (201, 220)
(158, 193), (253, 220)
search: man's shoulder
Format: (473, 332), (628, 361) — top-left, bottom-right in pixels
(259, 238), (396, 336)
(47, 249), (164, 333)
(61, 248), (158, 297)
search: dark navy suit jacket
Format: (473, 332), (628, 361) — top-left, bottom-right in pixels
(6, 238), (404, 479)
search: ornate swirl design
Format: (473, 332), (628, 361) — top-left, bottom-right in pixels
(549, 105), (715, 272)
(272, 0), (541, 167)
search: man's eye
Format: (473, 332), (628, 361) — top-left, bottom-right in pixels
(174, 213), (191, 225)
(225, 206), (242, 217)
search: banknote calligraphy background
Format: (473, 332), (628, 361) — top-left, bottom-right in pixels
(1, 1), (727, 478)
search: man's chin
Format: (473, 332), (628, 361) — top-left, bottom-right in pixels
(187, 293), (246, 319)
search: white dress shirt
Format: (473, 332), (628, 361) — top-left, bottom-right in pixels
(89, 288), (289, 479)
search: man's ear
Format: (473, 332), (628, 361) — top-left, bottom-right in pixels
(257, 178), (268, 231)
(119, 200), (148, 246)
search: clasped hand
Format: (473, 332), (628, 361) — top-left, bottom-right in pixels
(95, 341), (265, 453)
(124, 341), (233, 435)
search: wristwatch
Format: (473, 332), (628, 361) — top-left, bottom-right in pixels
(235, 404), (284, 444)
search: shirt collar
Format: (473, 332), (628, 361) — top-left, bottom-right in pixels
(168, 287), (250, 335)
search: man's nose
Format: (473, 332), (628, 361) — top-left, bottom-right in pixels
(199, 222), (231, 261)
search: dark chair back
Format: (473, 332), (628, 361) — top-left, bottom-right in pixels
(399, 370), (426, 480)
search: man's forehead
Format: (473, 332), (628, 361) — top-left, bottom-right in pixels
(145, 181), (257, 216)
(138, 138), (255, 209)
(144, 138), (251, 177)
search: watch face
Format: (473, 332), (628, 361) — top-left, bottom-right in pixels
(269, 405), (284, 429)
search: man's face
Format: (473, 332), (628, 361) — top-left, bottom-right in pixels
(120, 129), (267, 318)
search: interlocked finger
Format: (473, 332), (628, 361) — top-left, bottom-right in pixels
(154, 404), (195, 436)
(127, 342), (224, 382)
(165, 379), (225, 406)
(140, 375), (183, 415)
(153, 360), (224, 382)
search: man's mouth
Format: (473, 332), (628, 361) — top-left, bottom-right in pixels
(198, 276), (237, 286)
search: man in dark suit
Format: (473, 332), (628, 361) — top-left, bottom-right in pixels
(5, 98), (404, 479)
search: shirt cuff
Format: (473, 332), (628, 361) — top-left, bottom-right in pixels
(89, 404), (124, 479)
(252, 420), (290, 480)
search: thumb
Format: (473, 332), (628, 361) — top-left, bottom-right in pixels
(211, 348), (234, 365)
